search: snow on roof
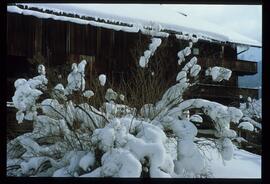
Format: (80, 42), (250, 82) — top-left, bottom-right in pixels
(7, 3), (261, 47)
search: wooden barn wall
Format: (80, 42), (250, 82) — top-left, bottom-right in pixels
(42, 20), (67, 65)
(194, 41), (238, 87)
(7, 13), (35, 57)
(7, 12), (251, 102)
(6, 13), (238, 79)
(196, 41), (237, 60)
(7, 13), (150, 83)
(6, 12), (242, 93)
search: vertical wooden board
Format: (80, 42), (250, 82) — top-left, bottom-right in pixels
(43, 20), (50, 63)
(85, 24), (89, 55)
(66, 23), (71, 55)
(62, 21), (67, 55)
(90, 25), (97, 55)
(100, 29), (106, 73)
(123, 32), (127, 68)
(34, 18), (43, 55)
(6, 13), (12, 55)
(72, 24), (77, 54)
(81, 24), (85, 54)
(96, 27), (101, 60)
(7, 14), (23, 56)
(7, 13), (10, 53)
(109, 30), (114, 72)
(69, 23), (75, 54)
(29, 16), (35, 58)
(70, 23), (75, 54)
(103, 29), (109, 73)
(47, 20), (67, 66)
(41, 19), (48, 61)
(43, 20), (54, 66)
(74, 23), (82, 54)
(79, 24), (84, 54)
(117, 31), (123, 71)
(68, 23), (72, 54)
(15, 14), (22, 56)
(91, 27), (100, 74)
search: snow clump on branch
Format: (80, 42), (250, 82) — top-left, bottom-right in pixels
(98, 74), (106, 86)
(65, 60), (87, 94)
(205, 66), (232, 82)
(139, 37), (162, 68)
(12, 64), (48, 123)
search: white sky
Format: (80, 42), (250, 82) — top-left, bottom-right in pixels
(162, 4), (262, 43)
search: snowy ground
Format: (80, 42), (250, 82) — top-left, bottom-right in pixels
(209, 148), (261, 178)
(165, 138), (261, 178)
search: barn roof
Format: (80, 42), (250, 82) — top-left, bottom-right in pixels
(7, 3), (261, 47)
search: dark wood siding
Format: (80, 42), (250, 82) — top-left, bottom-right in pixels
(42, 20), (67, 65)
(7, 13), (147, 77)
(7, 13), (35, 57)
(7, 12), (258, 106)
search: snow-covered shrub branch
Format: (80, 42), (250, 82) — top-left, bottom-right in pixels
(12, 64), (48, 123)
(8, 34), (248, 177)
(139, 37), (162, 68)
(240, 97), (261, 121)
(234, 97), (262, 144)
(148, 36), (200, 118)
(65, 60), (87, 94)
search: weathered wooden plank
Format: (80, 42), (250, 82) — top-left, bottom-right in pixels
(96, 27), (101, 58)
(34, 18), (42, 55)
(7, 13), (33, 57)
(66, 23), (71, 54)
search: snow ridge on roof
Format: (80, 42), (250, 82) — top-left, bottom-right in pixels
(7, 3), (261, 47)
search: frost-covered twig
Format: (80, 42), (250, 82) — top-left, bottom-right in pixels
(75, 105), (99, 129)
(39, 103), (84, 150)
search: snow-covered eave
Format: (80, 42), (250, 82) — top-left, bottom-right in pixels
(230, 42), (261, 48)
(7, 4), (261, 47)
(7, 5), (142, 34)
(197, 83), (260, 90)
(239, 86), (261, 90)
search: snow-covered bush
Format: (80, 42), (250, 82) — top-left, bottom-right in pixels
(240, 97), (261, 121)
(12, 64), (48, 123)
(232, 97), (261, 153)
(235, 97), (261, 140)
(65, 60), (87, 94)
(7, 35), (246, 177)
